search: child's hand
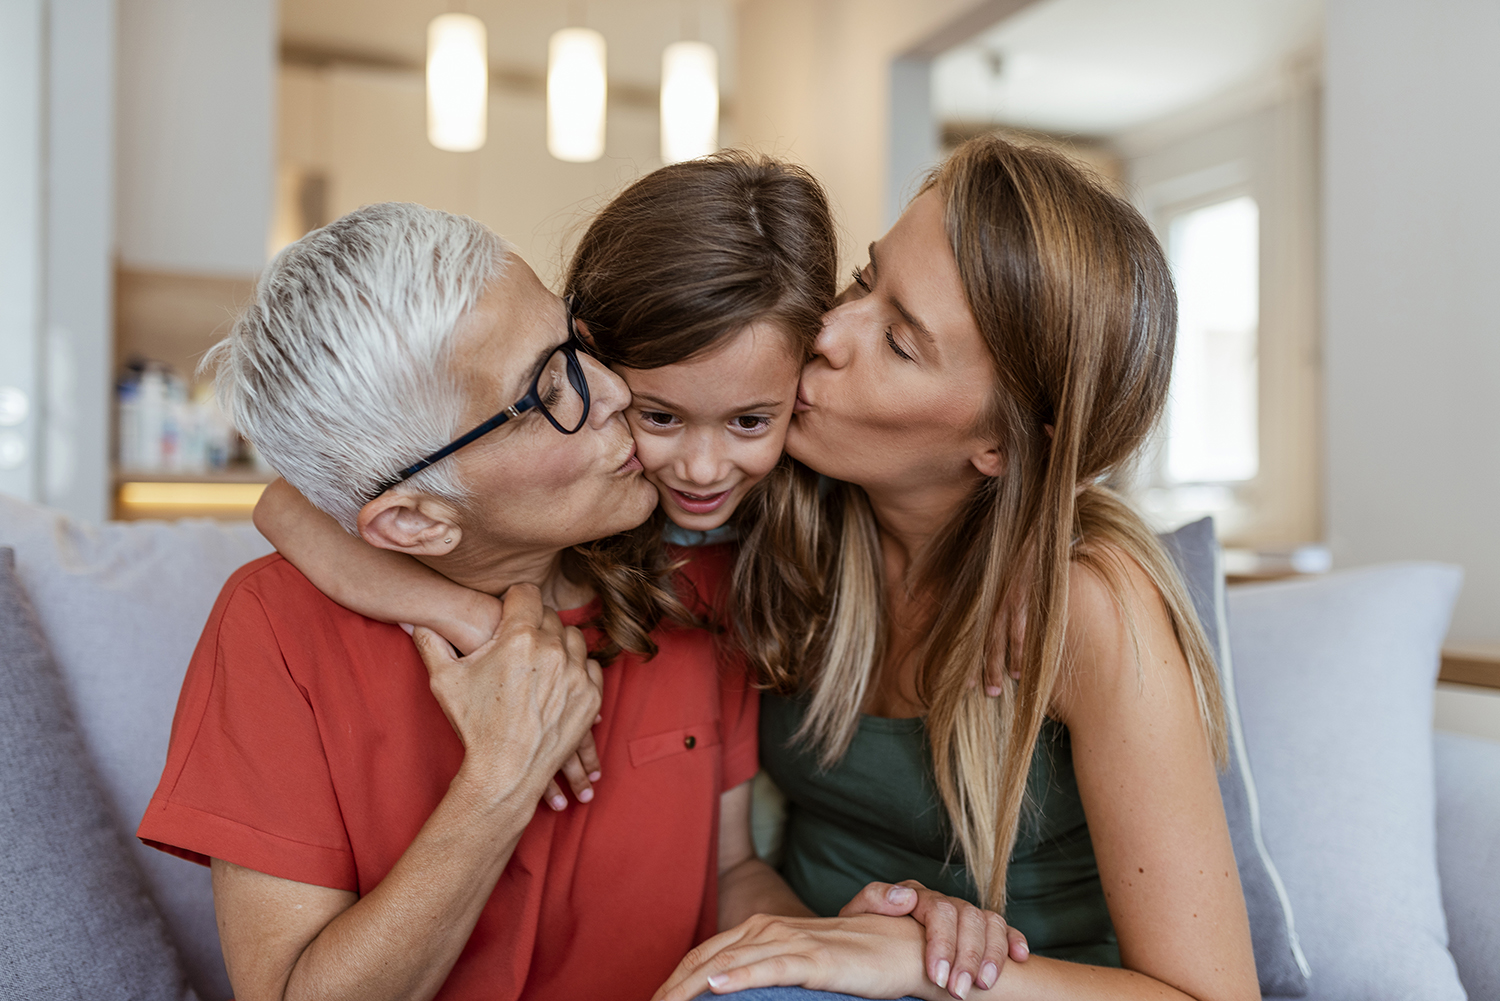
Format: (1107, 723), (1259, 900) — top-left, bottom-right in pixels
(539, 723), (603, 811)
(839, 879), (1028, 997)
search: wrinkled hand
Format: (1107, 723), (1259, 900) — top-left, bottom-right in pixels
(841, 880), (1028, 998)
(412, 583), (602, 806)
(427, 590), (604, 813)
(652, 913), (928, 1001)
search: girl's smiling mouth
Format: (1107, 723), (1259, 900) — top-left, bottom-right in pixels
(665, 487), (733, 515)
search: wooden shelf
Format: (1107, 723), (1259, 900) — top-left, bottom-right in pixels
(1440, 646), (1500, 692)
(114, 468), (275, 485)
(112, 468), (272, 521)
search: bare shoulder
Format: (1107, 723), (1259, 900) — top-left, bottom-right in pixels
(1052, 540), (1188, 722)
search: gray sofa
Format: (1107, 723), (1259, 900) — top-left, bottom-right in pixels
(1, 493), (1497, 1001)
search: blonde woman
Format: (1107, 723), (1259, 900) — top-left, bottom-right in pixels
(659, 135), (1260, 1001)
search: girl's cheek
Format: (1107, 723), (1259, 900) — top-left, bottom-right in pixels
(632, 434), (677, 481)
(731, 435), (787, 484)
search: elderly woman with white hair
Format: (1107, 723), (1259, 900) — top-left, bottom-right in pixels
(136, 202), (788, 1001)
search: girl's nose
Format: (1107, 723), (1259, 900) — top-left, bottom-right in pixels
(678, 432), (727, 487)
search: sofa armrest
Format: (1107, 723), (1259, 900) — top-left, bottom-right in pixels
(1434, 730), (1500, 1001)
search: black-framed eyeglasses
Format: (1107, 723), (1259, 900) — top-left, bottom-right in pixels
(365, 299), (594, 502)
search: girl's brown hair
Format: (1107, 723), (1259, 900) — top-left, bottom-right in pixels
(743, 134), (1227, 908)
(562, 151), (838, 654)
(565, 150), (837, 370)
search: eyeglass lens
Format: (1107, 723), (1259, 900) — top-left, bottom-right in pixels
(537, 347), (589, 432)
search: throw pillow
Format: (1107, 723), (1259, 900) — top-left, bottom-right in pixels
(0, 493), (272, 1000)
(0, 547), (197, 1001)
(1161, 519), (1310, 997)
(1433, 730), (1500, 1000)
(1226, 563), (1465, 1001)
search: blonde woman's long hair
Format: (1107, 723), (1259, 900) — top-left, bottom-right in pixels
(737, 135), (1227, 910)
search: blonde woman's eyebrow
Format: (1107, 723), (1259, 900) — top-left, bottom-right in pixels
(868, 242), (936, 345)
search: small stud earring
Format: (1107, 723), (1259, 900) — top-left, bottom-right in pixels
(443, 538), (452, 545)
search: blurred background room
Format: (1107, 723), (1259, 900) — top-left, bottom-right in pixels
(2, 0), (1496, 732)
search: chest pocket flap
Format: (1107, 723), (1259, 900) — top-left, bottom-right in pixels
(628, 723), (720, 767)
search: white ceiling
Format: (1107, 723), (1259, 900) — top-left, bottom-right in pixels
(280, 0), (736, 94)
(932, 0), (1322, 137)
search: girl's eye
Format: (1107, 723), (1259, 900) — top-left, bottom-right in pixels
(732, 415), (771, 433)
(885, 327), (914, 362)
(850, 266), (872, 293)
(638, 410), (678, 428)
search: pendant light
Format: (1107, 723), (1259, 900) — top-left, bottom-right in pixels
(660, 40), (718, 163)
(426, 14), (488, 152)
(548, 27), (607, 162)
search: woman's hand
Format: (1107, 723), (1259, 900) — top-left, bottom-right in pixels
(423, 591), (603, 814)
(839, 880), (1027, 997)
(652, 913), (929, 1001)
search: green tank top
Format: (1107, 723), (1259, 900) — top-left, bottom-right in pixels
(760, 692), (1120, 967)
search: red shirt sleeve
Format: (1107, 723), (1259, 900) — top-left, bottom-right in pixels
(137, 560), (358, 891)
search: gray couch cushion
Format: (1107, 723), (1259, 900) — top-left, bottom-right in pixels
(0, 495), (272, 1001)
(0, 547), (197, 1001)
(1227, 564), (1465, 1001)
(1161, 518), (1309, 996)
(1434, 730), (1500, 1000)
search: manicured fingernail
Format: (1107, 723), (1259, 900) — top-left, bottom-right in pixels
(588, 770), (602, 781)
(953, 971), (972, 999)
(985, 685), (1003, 697)
(550, 795), (566, 810)
(887, 885), (915, 904)
(1009, 671), (1021, 679)
(577, 788), (593, 803)
(979, 962), (997, 988)
(707, 973), (729, 989)
(935, 960), (950, 989)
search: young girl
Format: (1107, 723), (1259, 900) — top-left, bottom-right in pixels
(254, 153), (1016, 992)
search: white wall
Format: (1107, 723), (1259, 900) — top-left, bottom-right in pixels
(278, 64), (664, 291)
(0, 0), (45, 505)
(735, 0), (1035, 264)
(116, 0), (276, 276)
(1324, 0), (1500, 645)
(45, 0), (118, 524)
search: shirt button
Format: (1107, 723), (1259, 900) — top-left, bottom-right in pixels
(684, 735), (697, 749)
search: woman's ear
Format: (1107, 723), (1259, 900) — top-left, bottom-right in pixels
(970, 446), (1005, 479)
(356, 492), (462, 555)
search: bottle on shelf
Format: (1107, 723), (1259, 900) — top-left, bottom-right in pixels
(116, 361), (246, 476)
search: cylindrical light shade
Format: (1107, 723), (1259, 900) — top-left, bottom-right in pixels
(660, 41), (718, 164)
(548, 28), (607, 162)
(427, 14), (488, 152)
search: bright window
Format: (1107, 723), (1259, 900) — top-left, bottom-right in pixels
(1164, 195), (1259, 484)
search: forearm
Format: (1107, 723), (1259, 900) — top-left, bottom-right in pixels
(908, 955), (1205, 1001)
(278, 765), (541, 1001)
(254, 478), (498, 652)
(718, 857), (814, 930)
(881, 919), (1215, 1001)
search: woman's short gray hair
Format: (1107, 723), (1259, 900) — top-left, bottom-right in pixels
(205, 202), (513, 531)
